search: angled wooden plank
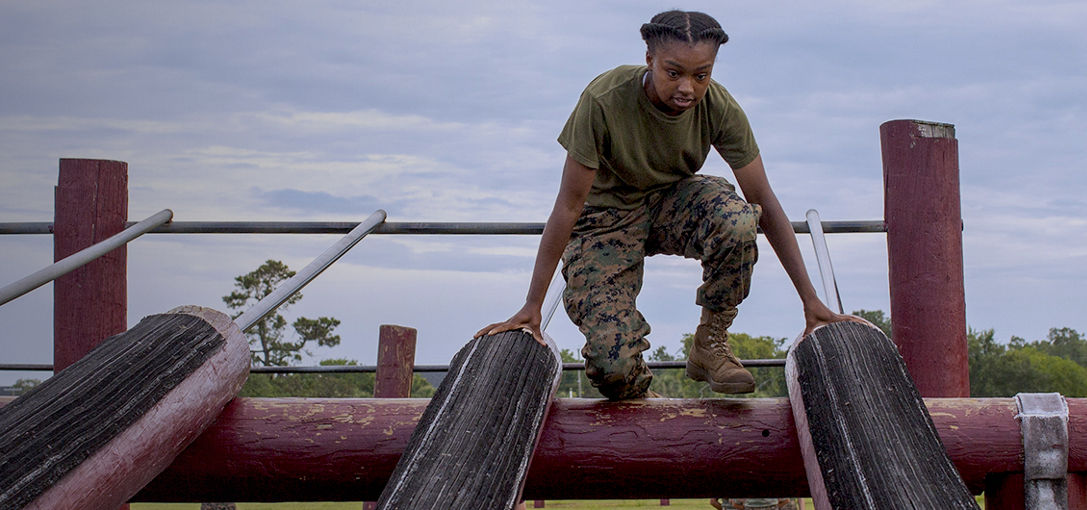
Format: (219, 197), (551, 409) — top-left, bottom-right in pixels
(786, 321), (978, 510)
(0, 306), (249, 510)
(376, 330), (562, 510)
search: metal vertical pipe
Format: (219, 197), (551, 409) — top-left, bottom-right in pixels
(881, 120), (969, 398)
(805, 209), (844, 314)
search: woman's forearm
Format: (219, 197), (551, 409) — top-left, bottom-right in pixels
(524, 206), (580, 309)
(759, 194), (821, 306)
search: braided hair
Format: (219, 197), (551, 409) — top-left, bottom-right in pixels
(640, 10), (728, 53)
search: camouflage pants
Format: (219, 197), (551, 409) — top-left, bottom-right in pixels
(561, 174), (761, 400)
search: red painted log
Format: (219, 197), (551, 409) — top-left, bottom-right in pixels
(2, 307), (248, 510)
(54, 158), (128, 372)
(881, 120), (969, 398)
(374, 324), (416, 398)
(107, 397), (1087, 501)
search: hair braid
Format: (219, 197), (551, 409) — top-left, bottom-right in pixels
(640, 10), (728, 53)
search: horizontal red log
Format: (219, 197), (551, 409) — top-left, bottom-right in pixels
(131, 397), (1084, 501)
(3, 397), (1082, 500)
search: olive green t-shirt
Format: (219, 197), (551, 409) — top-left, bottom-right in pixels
(558, 65), (760, 209)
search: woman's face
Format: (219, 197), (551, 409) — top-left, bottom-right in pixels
(644, 40), (718, 116)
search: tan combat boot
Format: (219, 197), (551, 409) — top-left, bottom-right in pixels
(686, 307), (755, 394)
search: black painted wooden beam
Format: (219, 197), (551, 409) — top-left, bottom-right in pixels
(376, 330), (562, 510)
(787, 321), (979, 509)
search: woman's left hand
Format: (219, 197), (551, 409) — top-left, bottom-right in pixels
(802, 300), (868, 337)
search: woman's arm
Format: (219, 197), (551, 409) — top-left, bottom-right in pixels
(475, 155), (597, 344)
(732, 155), (853, 335)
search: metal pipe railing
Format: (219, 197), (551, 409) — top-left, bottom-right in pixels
(0, 211), (862, 376)
(0, 220), (886, 236)
(806, 209), (845, 314)
(0, 358), (786, 374)
(235, 210), (387, 332)
(0, 209), (174, 307)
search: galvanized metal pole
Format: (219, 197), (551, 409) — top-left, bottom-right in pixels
(805, 209), (844, 314)
(235, 210), (386, 332)
(0, 209), (173, 307)
(0, 219), (887, 236)
(540, 265), (566, 332)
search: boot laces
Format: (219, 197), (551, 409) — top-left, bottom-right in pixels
(708, 333), (736, 360)
(705, 312), (738, 361)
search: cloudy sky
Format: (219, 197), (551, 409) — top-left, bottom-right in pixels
(1, 1), (1084, 385)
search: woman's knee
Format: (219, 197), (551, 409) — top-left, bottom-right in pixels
(702, 199), (760, 258)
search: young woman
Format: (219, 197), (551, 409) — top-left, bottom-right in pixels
(477, 10), (851, 400)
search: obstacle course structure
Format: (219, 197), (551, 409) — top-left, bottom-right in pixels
(0, 119), (1082, 508)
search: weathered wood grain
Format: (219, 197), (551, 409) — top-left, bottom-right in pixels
(787, 321), (978, 509)
(375, 330), (561, 510)
(0, 306), (248, 510)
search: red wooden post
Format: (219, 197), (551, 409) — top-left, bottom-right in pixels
(881, 120), (968, 398)
(53, 158), (128, 509)
(374, 324), (417, 398)
(364, 324), (417, 510)
(54, 158), (128, 371)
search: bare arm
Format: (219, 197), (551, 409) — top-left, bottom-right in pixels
(732, 155), (854, 335)
(475, 155), (596, 344)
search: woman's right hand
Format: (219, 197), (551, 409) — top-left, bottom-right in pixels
(474, 304), (544, 346)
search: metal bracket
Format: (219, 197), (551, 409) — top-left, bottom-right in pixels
(1016, 392), (1069, 509)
